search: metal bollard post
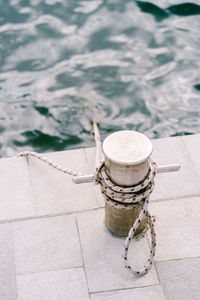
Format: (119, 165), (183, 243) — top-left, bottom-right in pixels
(73, 129), (180, 239)
(102, 130), (153, 236)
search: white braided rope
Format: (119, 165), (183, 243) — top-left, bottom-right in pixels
(95, 159), (157, 276)
(17, 151), (84, 177)
(17, 123), (157, 277)
(123, 198), (156, 276)
(95, 161), (156, 204)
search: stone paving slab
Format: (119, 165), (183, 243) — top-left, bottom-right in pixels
(77, 209), (159, 293)
(0, 157), (35, 221)
(0, 223), (16, 300)
(150, 197), (200, 262)
(13, 215), (83, 275)
(151, 136), (200, 201)
(28, 149), (98, 216)
(90, 285), (165, 300)
(17, 268), (89, 300)
(157, 257), (200, 300)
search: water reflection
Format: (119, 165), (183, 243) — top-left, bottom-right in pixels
(0, 0), (200, 156)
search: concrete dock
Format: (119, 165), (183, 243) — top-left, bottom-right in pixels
(0, 134), (200, 299)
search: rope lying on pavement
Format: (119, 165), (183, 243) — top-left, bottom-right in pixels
(18, 151), (83, 177)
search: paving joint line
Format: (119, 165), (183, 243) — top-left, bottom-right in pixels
(10, 223), (18, 299)
(151, 193), (200, 203)
(0, 207), (104, 225)
(89, 283), (162, 295)
(181, 136), (200, 182)
(83, 148), (100, 210)
(75, 216), (91, 298)
(26, 156), (38, 216)
(155, 255), (200, 264)
(16, 265), (84, 277)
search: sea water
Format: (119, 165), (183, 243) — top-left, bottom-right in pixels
(0, 0), (200, 156)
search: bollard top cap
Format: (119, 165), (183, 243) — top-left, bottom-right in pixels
(102, 130), (152, 165)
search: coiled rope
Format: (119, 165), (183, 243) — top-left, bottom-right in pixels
(17, 122), (157, 277)
(94, 159), (157, 276)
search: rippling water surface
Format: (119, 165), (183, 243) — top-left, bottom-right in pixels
(0, 0), (200, 156)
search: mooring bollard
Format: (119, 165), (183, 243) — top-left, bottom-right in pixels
(102, 130), (152, 236)
(18, 127), (180, 276)
(73, 129), (180, 239)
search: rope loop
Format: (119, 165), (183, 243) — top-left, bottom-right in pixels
(17, 122), (157, 277)
(96, 160), (157, 276)
(95, 161), (157, 204)
(123, 199), (156, 276)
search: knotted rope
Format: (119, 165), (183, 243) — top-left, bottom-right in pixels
(17, 122), (157, 277)
(94, 160), (157, 276)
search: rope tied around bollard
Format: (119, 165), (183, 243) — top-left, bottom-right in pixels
(17, 122), (179, 278)
(94, 159), (157, 276)
(94, 160), (157, 204)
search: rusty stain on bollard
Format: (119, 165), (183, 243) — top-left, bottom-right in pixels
(102, 130), (153, 237)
